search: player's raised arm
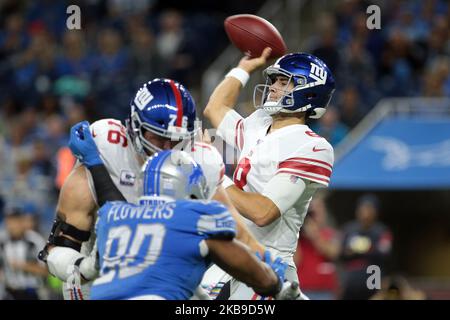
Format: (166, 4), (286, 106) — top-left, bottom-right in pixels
(225, 185), (281, 227)
(203, 47), (272, 129)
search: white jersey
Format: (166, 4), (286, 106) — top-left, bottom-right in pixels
(87, 119), (143, 205)
(217, 109), (334, 264)
(86, 119), (226, 204)
(68, 119), (226, 300)
(72, 118), (143, 292)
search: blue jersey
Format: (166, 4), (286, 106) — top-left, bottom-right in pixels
(90, 199), (236, 300)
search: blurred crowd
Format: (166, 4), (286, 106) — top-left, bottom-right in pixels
(0, 0), (448, 299)
(0, 0), (256, 299)
(0, 0), (251, 232)
(307, 0), (450, 145)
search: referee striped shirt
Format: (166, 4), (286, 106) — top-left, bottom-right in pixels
(0, 229), (46, 290)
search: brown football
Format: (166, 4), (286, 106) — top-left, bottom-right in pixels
(224, 14), (287, 59)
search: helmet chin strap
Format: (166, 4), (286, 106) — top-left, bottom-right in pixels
(262, 101), (283, 115)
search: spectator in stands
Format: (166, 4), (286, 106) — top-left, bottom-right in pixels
(0, 13), (29, 58)
(92, 28), (131, 120)
(379, 28), (424, 97)
(425, 15), (449, 62)
(37, 94), (60, 119)
(0, 205), (48, 300)
(339, 194), (393, 300)
(370, 275), (426, 300)
(94, 28), (129, 78)
(107, 0), (155, 17)
(156, 10), (185, 66)
(422, 56), (450, 97)
(310, 106), (349, 146)
(156, 9), (198, 84)
(12, 28), (57, 101)
(55, 30), (93, 79)
(338, 86), (365, 129)
(40, 114), (68, 155)
(334, 0), (365, 45)
(304, 13), (340, 73)
(129, 24), (165, 87)
(20, 203), (40, 233)
(295, 194), (340, 300)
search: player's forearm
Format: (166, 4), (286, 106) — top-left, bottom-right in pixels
(203, 76), (241, 128)
(207, 239), (279, 297)
(226, 185), (280, 227)
(213, 186), (265, 255)
(87, 164), (126, 206)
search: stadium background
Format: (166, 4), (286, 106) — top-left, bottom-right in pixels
(0, 0), (449, 299)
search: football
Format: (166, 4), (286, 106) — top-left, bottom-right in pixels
(224, 14), (287, 59)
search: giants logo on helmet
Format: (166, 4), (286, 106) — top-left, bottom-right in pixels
(134, 87), (154, 110)
(309, 63), (327, 86)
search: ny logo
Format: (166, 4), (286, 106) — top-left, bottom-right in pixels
(309, 63), (327, 86)
(134, 87), (154, 110)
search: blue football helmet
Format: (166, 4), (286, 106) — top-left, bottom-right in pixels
(140, 150), (211, 204)
(253, 53), (335, 119)
(127, 78), (198, 156)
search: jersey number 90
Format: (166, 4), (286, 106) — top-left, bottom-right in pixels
(95, 223), (166, 285)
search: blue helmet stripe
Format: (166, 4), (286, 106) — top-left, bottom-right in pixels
(155, 151), (171, 195)
(145, 153), (163, 196)
(143, 150), (172, 197)
(145, 158), (156, 196)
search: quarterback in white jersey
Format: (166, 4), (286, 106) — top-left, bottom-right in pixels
(39, 79), (263, 300)
(204, 48), (336, 299)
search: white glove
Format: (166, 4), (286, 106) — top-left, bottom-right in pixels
(78, 255), (99, 281)
(78, 241), (99, 281)
(276, 281), (309, 300)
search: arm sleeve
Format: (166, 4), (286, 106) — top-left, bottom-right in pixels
(88, 165), (126, 206)
(196, 202), (237, 240)
(216, 109), (245, 151)
(84, 119), (127, 206)
(262, 173), (320, 215)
